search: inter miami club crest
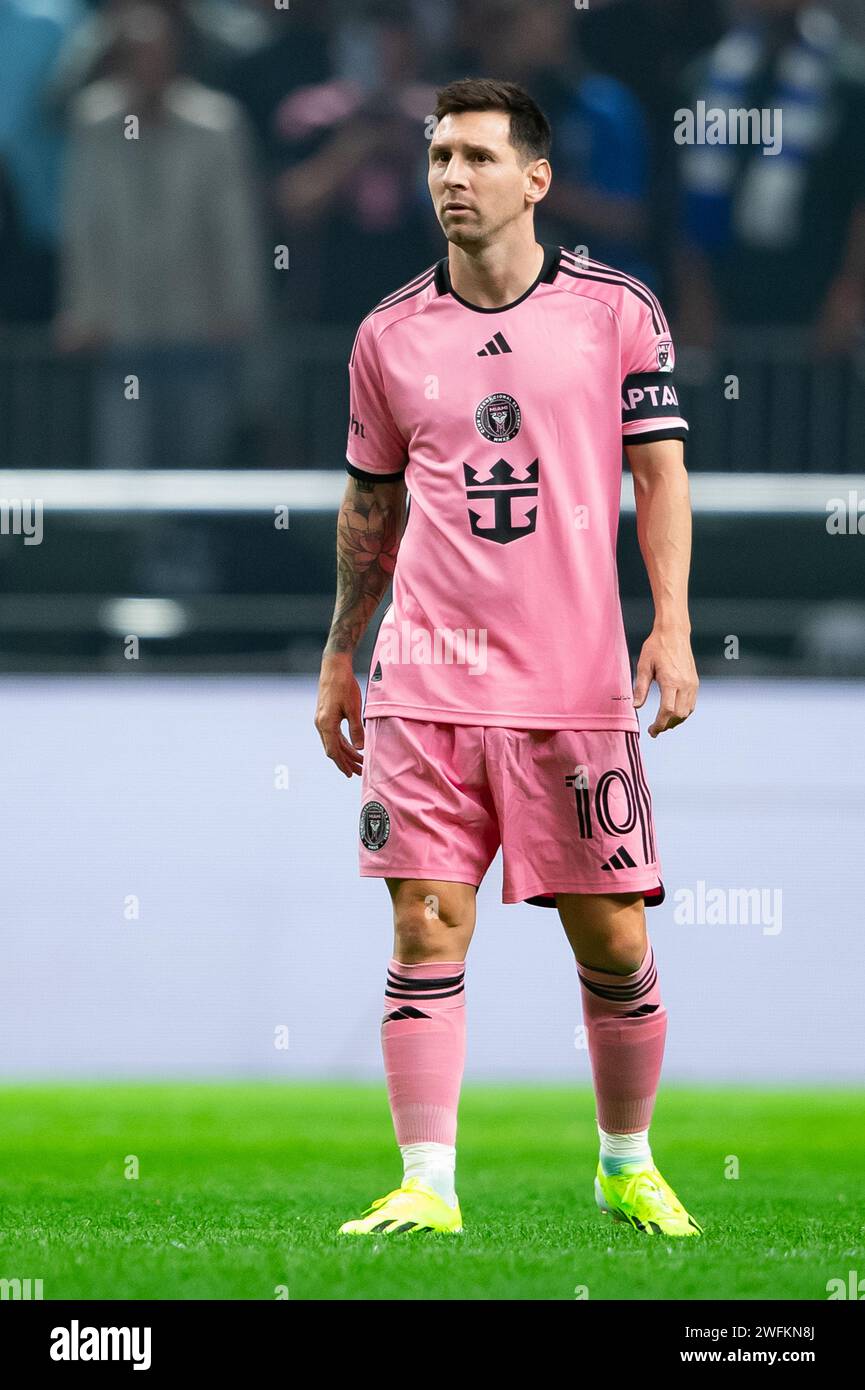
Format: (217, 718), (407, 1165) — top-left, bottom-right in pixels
(359, 799), (390, 850)
(463, 457), (539, 544)
(475, 392), (521, 442)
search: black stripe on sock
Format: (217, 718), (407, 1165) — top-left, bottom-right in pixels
(578, 967), (657, 1003)
(578, 954), (655, 991)
(389, 973), (467, 995)
(384, 983), (465, 1001)
(387, 970), (464, 989)
(577, 947), (655, 999)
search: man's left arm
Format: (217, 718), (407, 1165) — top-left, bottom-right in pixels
(625, 437), (698, 737)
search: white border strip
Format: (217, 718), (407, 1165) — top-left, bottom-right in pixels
(0, 471), (861, 513)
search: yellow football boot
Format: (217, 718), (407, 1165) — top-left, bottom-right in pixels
(338, 1176), (463, 1235)
(594, 1162), (703, 1236)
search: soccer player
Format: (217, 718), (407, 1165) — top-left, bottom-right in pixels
(315, 78), (702, 1238)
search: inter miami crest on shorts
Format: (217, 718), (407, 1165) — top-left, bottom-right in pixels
(359, 800), (390, 850)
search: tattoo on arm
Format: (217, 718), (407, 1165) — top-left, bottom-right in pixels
(323, 476), (406, 656)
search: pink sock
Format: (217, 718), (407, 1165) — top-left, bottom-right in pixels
(381, 957), (466, 1146)
(576, 941), (667, 1133)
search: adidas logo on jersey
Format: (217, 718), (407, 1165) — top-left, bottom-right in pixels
(477, 332), (512, 356)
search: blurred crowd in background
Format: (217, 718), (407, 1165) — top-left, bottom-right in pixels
(2, 0), (865, 469)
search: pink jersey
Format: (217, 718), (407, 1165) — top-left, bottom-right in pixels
(345, 242), (688, 730)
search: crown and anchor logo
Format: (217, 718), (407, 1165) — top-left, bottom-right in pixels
(463, 457), (539, 544)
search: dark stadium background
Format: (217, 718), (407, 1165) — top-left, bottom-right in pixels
(0, 0), (863, 677)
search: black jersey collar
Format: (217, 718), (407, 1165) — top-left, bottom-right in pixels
(433, 242), (561, 313)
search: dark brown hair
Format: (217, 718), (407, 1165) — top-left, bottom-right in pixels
(433, 78), (552, 165)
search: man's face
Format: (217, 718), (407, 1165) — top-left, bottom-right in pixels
(427, 109), (548, 246)
(118, 5), (178, 93)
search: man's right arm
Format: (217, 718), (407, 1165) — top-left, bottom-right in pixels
(315, 473), (407, 777)
(323, 473), (407, 657)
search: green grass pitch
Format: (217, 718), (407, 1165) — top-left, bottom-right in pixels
(0, 1082), (861, 1300)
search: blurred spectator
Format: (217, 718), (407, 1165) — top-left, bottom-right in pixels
(221, 0), (334, 170)
(828, 0), (865, 47)
(580, 0), (727, 117)
(271, 0), (440, 323)
(0, 0), (84, 321)
(55, 0), (267, 469)
(450, 0), (653, 281)
(0, 153), (57, 321)
(579, 0), (727, 303)
(677, 0), (865, 355)
(46, 0), (267, 116)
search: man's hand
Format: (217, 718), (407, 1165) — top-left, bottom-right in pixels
(315, 652), (366, 777)
(633, 627), (698, 737)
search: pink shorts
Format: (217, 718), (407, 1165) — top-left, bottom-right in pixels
(357, 716), (664, 909)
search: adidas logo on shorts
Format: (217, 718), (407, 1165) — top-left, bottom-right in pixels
(601, 845), (637, 871)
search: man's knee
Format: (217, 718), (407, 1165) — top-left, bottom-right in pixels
(559, 891), (648, 974)
(584, 941), (647, 975)
(387, 879), (475, 960)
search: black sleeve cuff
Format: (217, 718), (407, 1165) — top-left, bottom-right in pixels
(623, 427), (689, 445)
(346, 460), (407, 484)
